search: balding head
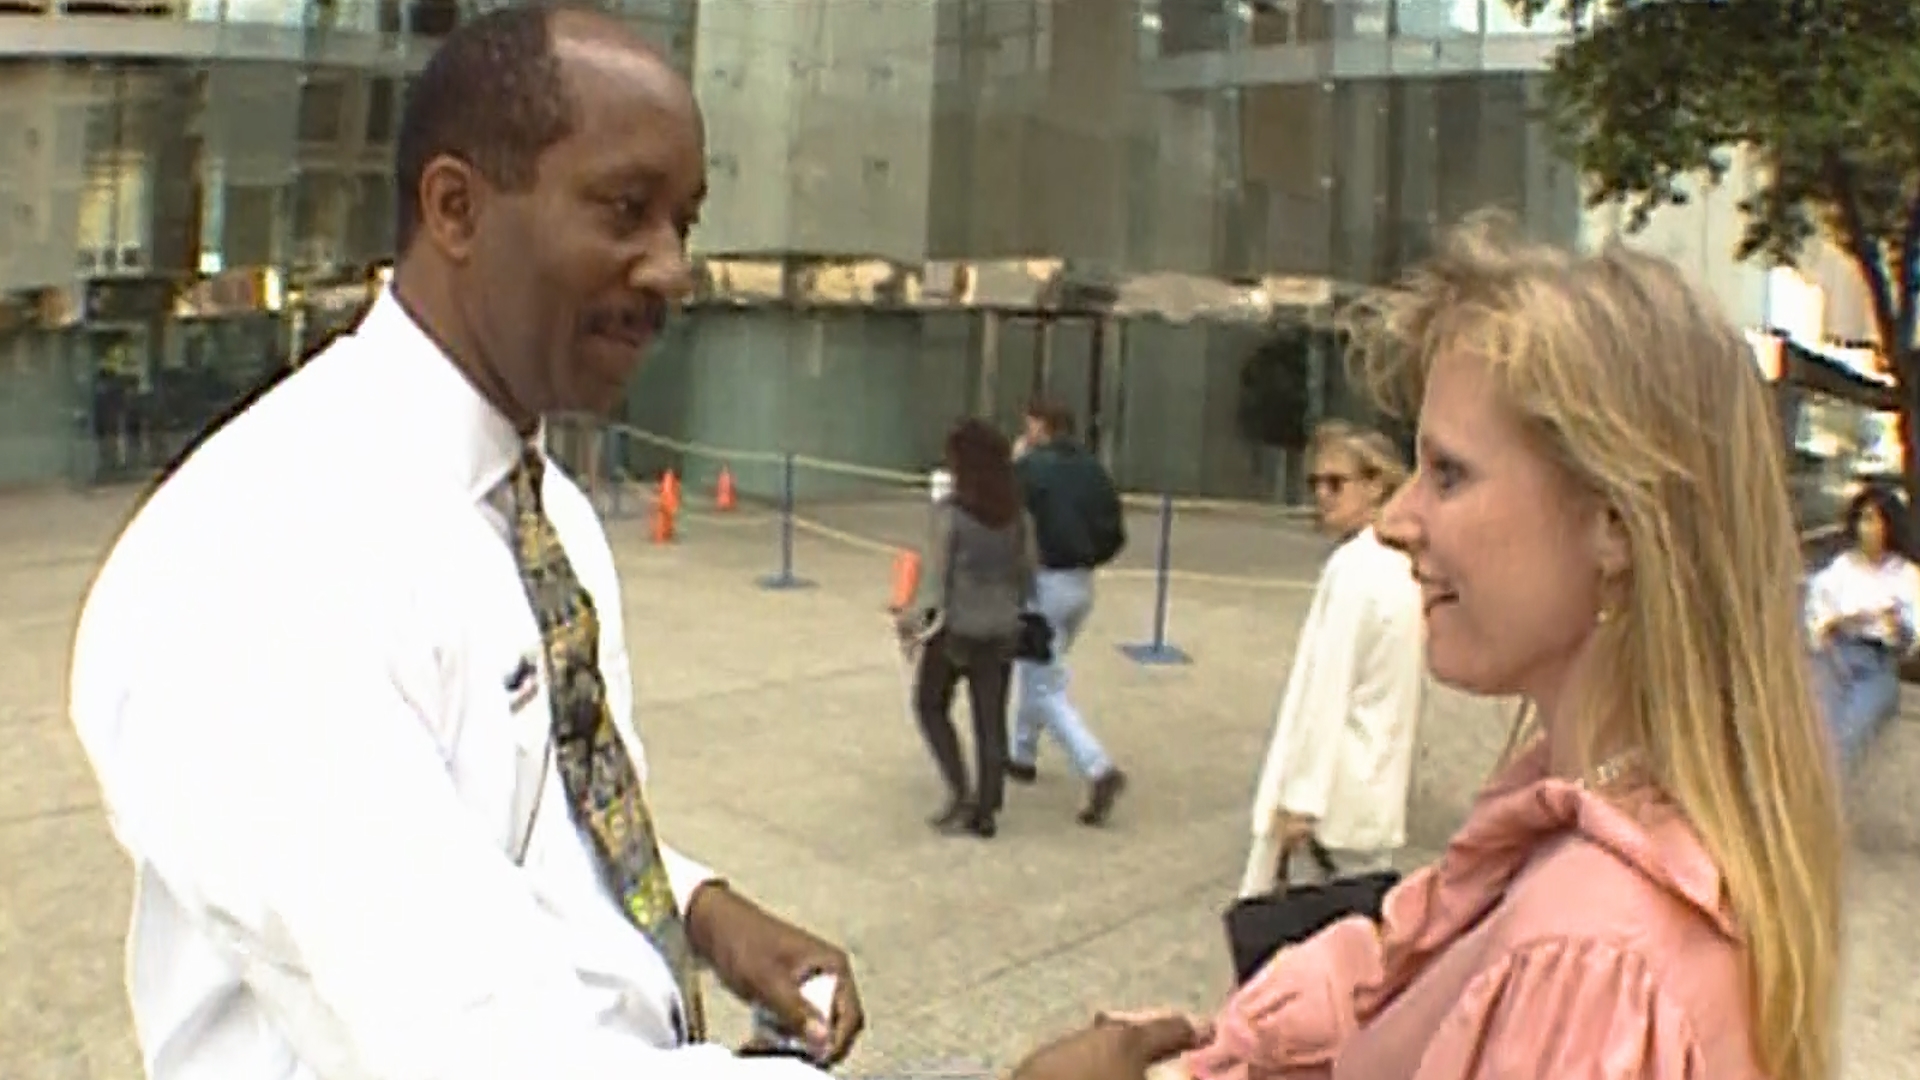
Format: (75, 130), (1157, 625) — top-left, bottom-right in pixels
(393, 3), (693, 253)
(392, 2), (707, 433)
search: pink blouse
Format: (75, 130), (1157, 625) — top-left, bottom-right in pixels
(1186, 743), (1766, 1079)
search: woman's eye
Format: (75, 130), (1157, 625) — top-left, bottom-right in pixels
(1427, 458), (1465, 493)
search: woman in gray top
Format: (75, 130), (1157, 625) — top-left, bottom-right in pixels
(896, 418), (1037, 838)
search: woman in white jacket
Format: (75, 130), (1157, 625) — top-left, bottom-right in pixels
(1240, 422), (1426, 896)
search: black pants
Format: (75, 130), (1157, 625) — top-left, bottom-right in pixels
(914, 631), (1013, 815)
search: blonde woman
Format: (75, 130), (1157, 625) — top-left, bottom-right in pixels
(1004, 218), (1843, 1080)
(1239, 422), (1424, 897)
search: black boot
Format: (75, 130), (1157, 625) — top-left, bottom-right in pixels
(1078, 768), (1128, 826)
(929, 795), (975, 832)
(966, 808), (998, 839)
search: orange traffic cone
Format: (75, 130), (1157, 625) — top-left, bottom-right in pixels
(659, 469), (682, 515)
(888, 549), (921, 611)
(715, 466), (737, 512)
(651, 500), (676, 544)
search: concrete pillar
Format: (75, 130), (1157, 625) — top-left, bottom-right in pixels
(694, 0), (937, 259)
(975, 311), (1001, 415)
(1033, 0), (1134, 264)
(1329, 79), (1387, 283)
(202, 61), (301, 268)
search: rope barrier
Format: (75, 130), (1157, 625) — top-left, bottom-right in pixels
(788, 514), (906, 557)
(789, 453), (924, 486)
(589, 422), (1841, 665)
(600, 421), (1310, 516)
(603, 422), (789, 468)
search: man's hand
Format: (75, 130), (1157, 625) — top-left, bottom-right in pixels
(684, 884), (864, 1064)
(1010, 1011), (1211, 1080)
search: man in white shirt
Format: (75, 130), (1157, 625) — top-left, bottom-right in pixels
(67, 9), (863, 1078)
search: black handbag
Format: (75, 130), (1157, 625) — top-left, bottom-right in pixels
(1222, 840), (1401, 985)
(1014, 611), (1054, 662)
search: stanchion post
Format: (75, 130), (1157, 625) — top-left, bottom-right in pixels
(1120, 491), (1191, 665)
(757, 451), (815, 591)
(601, 424), (624, 519)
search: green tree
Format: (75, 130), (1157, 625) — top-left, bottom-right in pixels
(1510, 0), (1920, 513)
(1237, 322), (1315, 453)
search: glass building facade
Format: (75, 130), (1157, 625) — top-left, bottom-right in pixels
(0, 0), (1585, 497)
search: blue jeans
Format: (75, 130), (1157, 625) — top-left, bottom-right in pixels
(1011, 569), (1113, 779)
(1817, 637), (1901, 768)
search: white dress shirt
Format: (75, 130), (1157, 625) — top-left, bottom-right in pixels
(69, 291), (824, 1080)
(1806, 548), (1920, 649)
(1240, 526), (1424, 895)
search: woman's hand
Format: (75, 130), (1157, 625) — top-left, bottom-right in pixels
(1009, 1011), (1212, 1080)
(1278, 812), (1317, 852)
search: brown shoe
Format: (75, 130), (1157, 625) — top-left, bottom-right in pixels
(1077, 769), (1127, 826)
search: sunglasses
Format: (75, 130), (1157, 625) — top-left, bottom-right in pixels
(1308, 472), (1354, 495)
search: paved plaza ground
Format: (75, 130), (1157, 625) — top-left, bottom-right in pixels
(1, 486), (1916, 1079)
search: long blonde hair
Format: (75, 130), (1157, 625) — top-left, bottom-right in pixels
(1346, 214), (1844, 1080)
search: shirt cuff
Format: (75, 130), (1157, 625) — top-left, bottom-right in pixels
(661, 844), (721, 915)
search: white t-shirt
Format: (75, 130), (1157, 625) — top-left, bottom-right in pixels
(1807, 549), (1920, 647)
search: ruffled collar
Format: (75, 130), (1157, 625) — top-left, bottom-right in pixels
(1357, 741), (1734, 1014)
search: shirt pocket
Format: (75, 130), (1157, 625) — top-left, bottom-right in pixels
(448, 616), (551, 859)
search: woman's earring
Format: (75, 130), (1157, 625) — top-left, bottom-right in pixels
(1595, 573), (1625, 626)
(1596, 578), (1630, 626)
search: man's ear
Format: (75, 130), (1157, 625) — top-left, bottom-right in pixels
(1592, 504), (1631, 579)
(416, 154), (482, 263)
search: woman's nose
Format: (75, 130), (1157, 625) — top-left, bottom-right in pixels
(1374, 485), (1418, 554)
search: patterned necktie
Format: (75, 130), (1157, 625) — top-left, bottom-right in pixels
(505, 448), (707, 1043)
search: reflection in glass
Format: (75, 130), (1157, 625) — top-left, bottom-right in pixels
(365, 76), (402, 146)
(1484, 0), (1573, 35)
(222, 185), (287, 269)
(296, 73), (349, 147)
(76, 161), (150, 263)
(1434, 74), (1528, 225)
(346, 173), (396, 264)
(1238, 82), (1335, 278)
(1149, 0), (1242, 57)
(404, 0), (461, 37)
(1397, 0), (1479, 37)
(0, 0), (1599, 499)
(1387, 78), (1440, 268)
(184, 0), (303, 27)
(291, 170), (352, 272)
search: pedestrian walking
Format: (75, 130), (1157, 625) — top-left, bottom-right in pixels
(1008, 400), (1129, 825)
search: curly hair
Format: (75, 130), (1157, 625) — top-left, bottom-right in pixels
(1843, 483), (1909, 559)
(944, 418), (1020, 528)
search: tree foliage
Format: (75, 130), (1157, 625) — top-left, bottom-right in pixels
(1509, 0), (1920, 502)
(1237, 322), (1314, 451)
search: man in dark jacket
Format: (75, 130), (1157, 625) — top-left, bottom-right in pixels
(1009, 400), (1128, 824)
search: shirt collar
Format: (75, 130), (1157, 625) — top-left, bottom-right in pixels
(354, 286), (532, 505)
